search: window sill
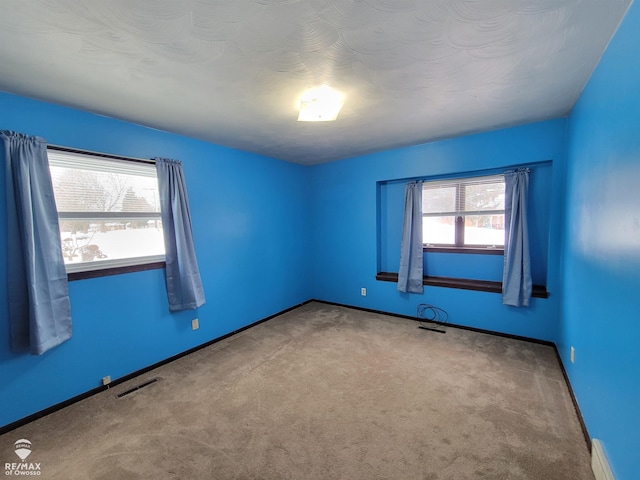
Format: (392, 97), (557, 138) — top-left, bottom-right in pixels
(375, 272), (549, 298)
(68, 261), (165, 281)
(424, 246), (504, 255)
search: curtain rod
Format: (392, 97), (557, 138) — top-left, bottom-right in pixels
(47, 144), (155, 165)
(379, 159), (552, 186)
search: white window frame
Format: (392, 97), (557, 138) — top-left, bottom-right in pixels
(422, 174), (505, 250)
(48, 148), (165, 274)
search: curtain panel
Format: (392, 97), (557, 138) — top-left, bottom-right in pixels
(502, 168), (532, 307)
(1, 131), (72, 354)
(155, 158), (206, 311)
(398, 180), (424, 294)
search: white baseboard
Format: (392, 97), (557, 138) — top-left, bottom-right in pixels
(592, 439), (615, 480)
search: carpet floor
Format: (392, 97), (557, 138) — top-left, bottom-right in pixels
(1, 302), (594, 479)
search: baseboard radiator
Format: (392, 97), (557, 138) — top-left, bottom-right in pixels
(591, 439), (615, 480)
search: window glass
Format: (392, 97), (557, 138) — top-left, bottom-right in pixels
(422, 175), (505, 248)
(423, 216), (456, 245)
(464, 215), (505, 245)
(48, 149), (165, 273)
(423, 185), (456, 214)
(464, 181), (504, 212)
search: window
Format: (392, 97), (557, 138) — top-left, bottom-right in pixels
(422, 174), (505, 249)
(48, 148), (165, 274)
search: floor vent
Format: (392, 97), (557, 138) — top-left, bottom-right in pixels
(116, 378), (159, 398)
(591, 439), (615, 480)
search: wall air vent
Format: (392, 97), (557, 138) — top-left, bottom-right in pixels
(116, 378), (159, 398)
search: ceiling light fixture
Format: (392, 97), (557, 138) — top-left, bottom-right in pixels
(297, 85), (344, 122)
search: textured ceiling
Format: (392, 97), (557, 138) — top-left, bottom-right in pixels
(0, 1), (632, 164)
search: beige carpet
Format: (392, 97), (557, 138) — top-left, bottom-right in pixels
(1, 302), (593, 479)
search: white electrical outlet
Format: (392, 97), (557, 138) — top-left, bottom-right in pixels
(192, 318), (199, 330)
(361, 288), (367, 296)
(102, 376), (111, 386)
(570, 346), (575, 364)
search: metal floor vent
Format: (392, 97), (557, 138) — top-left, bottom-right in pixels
(116, 378), (159, 398)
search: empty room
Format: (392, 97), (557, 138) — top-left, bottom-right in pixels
(0, 1), (638, 479)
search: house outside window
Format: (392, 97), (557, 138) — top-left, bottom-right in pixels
(48, 148), (165, 273)
(422, 174), (505, 249)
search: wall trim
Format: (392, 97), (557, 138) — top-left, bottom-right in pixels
(0, 299), (313, 435)
(313, 299), (554, 345)
(552, 346), (592, 450)
(315, 299), (590, 449)
(1, 297), (589, 451)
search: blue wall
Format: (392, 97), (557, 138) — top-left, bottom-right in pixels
(561, 2), (640, 479)
(2, 6), (639, 476)
(310, 119), (567, 342)
(0, 92), (312, 428)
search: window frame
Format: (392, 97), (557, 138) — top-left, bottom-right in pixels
(422, 174), (505, 254)
(48, 146), (166, 280)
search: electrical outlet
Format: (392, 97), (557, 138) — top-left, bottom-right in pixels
(102, 376), (111, 386)
(192, 318), (199, 330)
(570, 346), (575, 364)
(361, 287), (367, 296)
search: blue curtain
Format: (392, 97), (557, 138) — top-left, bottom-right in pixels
(502, 168), (532, 307)
(398, 180), (424, 294)
(155, 158), (206, 311)
(1, 131), (72, 355)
